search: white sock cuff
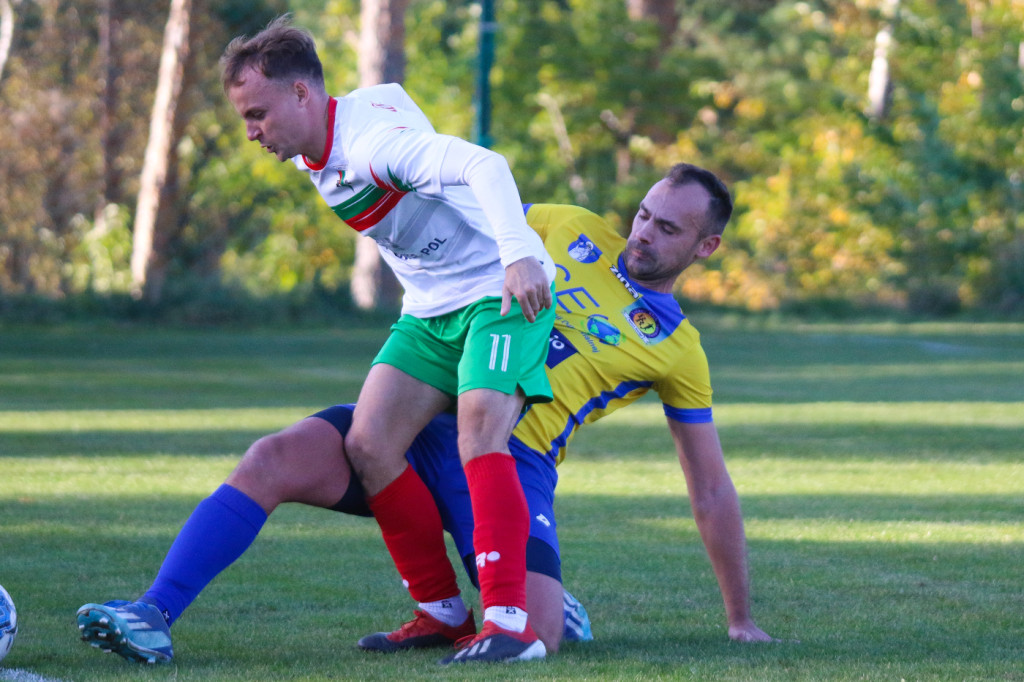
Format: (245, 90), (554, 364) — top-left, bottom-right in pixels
(418, 595), (468, 627)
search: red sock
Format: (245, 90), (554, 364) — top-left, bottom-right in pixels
(367, 465), (459, 603)
(464, 452), (529, 610)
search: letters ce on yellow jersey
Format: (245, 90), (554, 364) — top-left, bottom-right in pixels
(512, 204), (714, 465)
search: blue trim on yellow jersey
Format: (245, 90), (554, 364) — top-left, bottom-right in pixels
(542, 380), (653, 458)
(664, 405), (713, 424)
(615, 254), (686, 336)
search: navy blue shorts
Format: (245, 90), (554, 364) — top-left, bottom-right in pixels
(312, 405), (561, 584)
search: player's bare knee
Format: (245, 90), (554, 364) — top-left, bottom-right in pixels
(538, 625), (561, 654)
(342, 429), (377, 478)
(456, 408), (514, 456)
(457, 390), (521, 456)
(343, 429), (397, 492)
(231, 432), (289, 487)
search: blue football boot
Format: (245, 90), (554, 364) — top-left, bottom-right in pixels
(562, 588), (594, 642)
(77, 600), (173, 664)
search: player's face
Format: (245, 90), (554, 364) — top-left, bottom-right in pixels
(624, 180), (721, 293)
(227, 67), (313, 162)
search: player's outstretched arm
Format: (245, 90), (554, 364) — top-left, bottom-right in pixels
(669, 419), (778, 642)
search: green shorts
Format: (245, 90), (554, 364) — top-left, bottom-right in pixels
(373, 292), (555, 405)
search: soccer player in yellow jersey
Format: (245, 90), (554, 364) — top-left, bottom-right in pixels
(76, 164), (774, 665)
(502, 163), (773, 648)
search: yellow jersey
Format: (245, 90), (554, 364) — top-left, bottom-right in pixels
(513, 204), (714, 464)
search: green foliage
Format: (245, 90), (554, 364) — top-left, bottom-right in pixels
(1, 0), (1023, 316)
(65, 204), (135, 295)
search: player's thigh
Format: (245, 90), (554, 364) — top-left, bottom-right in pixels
(226, 416), (350, 511)
(347, 363), (451, 491)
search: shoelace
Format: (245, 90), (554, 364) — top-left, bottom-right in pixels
(450, 632), (483, 651)
(389, 610), (435, 638)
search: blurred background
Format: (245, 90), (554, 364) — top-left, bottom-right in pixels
(1, 0), (1022, 323)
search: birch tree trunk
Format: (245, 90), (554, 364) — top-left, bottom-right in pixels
(866, 0), (899, 121)
(0, 0), (16, 81)
(350, 0), (408, 311)
(130, 0), (191, 302)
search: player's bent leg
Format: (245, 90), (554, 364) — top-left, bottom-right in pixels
(76, 415), (353, 663)
(526, 571), (564, 654)
(455, 387), (524, 461)
(348, 365), (463, 609)
(446, 442), (543, 662)
(226, 416), (353, 513)
(345, 363), (451, 495)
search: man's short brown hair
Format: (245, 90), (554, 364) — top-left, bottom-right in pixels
(220, 15), (325, 91)
(663, 163), (733, 237)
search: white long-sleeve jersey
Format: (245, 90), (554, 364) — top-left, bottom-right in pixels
(293, 83), (554, 317)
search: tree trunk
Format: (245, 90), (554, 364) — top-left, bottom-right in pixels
(626, 0), (678, 48)
(97, 0), (125, 208)
(358, 0), (408, 87)
(130, 0), (192, 303)
(866, 0), (899, 121)
(93, 0), (126, 240)
(0, 0), (15, 81)
(350, 0), (407, 311)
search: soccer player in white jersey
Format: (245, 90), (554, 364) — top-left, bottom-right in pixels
(227, 16), (553, 664)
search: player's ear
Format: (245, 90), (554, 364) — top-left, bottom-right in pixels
(697, 234), (721, 259)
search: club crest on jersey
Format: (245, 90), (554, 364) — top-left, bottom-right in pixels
(585, 314), (621, 346)
(567, 234), (602, 264)
(623, 301), (668, 345)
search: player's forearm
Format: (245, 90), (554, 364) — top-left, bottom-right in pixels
(692, 486), (755, 626)
(438, 139), (544, 269)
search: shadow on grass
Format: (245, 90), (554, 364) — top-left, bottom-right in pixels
(563, 490), (1024, 527)
(563, 421), (1024, 463)
(6, 418), (1022, 461)
(4, 430), (281, 456)
(1, 493), (1019, 676)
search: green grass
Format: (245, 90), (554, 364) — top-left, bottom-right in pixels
(1, 319), (1022, 681)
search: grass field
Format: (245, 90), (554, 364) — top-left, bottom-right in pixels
(1, 319), (1022, 681)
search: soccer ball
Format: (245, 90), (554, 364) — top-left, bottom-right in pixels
(0, 584), (17, 663)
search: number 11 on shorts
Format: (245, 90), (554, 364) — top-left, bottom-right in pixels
(489, 333), (511, 373)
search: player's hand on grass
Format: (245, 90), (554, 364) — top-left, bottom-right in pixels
(501, 256), (552, 322)
(728, 619), (780, 643)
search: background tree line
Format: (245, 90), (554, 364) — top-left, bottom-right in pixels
(1, 0), (1022, 319)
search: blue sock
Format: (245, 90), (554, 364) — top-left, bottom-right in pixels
(141, 484), (267, 626)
